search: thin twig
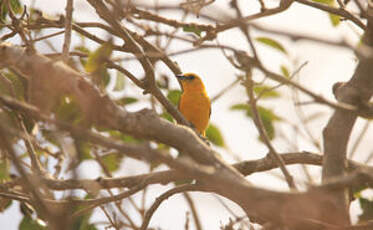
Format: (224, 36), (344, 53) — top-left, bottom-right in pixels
(62, 0), (74, 62)
(183, 192), (203, 230)
(211, 78), (240, 102)
(245, 76), (297, 190)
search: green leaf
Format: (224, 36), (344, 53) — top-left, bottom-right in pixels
(85, 40), (113, 73)
(329, 13), (340, 27)
(253, 85), (281, 99)
(280, 65), (290, 78)
(230, 104), (281, 140)
(55, 95), (83, 125)
(74, 45), (91, 55)
(72, 208), (98, 230)
(101, 152), (123, 172)
(161, 112), (174, 122)
(108, 130), (141, 143)
(253, 106), (280, 140)
(115, 97), (138, 106)
(359, 197), (373, 222)
(205, 124), (225, 147)
(256, 106), (282, 122)
(260, 115), (275, 140)
(230, 104), (250, 111)
(114, 72), (126, 91)
(183, 25), (202, 37)
(1, 0), (22, 22)
(96, 68), (111, 88)
(76, 140), (92, 160)
(167, 90), (182, 106)
(0, 109), (17, 132)
(256, 37), (287, 55)
(74, 46), (91, 67)
(2, 71), (26, 100)
(9, 0), (22, 14)
(310, 0), (340, 27)
(0, 159), (10, 182)
(19, 216), (46, 230)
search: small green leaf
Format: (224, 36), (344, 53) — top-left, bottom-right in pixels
(2, 71), (26, 100)
(0, 109), (17, 132)
(19, 216), (46, 230)
(74, 46), (90, 67)
(183, 25), (202, 37)
(76, 140), (92, 160)
(359, 197), (373, 222)
(74, 45), (91, 55)
(55, 95), (83, 125)
(161, 112), (174, 122)
(260, 115), (275, 140)
(256, 37), (287, 55)
(72, 206), (98, 230)
(85, 40), (113, 73)
(115, 97), (138, 106)
(98, 68), (111, 88)
(230, 104), (281, 140)
(167, 90), (182, 106)
(310, 0), (340, 27)
(101, 152), (123, 172)
(205, 124), (225, 147)
(108, 130), (141, 143)
(0, 159), (9, 182)
(253, 85), (281, 99)
(114, 72), (126, 91)
(10, 0), (22, 14)
(1, 0), (22, 22)
(257, 107), (281, 140)
(280, 65), (290, 78)
(230, 104), (250, 111)
(256, 106), (282, 122)
(329, 13), (340, 27)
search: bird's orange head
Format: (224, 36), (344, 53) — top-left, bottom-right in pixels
(176, 73), (206, 92)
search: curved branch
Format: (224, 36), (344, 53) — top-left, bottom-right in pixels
(140, 184), (200, 230)
(38, 151), (365, 191)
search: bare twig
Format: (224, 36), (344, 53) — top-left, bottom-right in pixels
(211, 78), (240, 102)
(183, 192), (203, 230)
(62, 0), (74, 62)
(244, 76), (297, 190)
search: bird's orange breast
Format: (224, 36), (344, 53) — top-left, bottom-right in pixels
(179, 90), (211, 136)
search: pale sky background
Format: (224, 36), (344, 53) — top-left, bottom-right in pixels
(0, 0), (371, 229)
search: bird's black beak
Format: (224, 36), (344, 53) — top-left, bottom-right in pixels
(176, 74), (186, 80)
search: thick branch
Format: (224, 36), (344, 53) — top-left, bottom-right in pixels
(321, 1), (373, 225)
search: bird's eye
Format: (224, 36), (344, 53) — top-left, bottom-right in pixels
(189, 76), (195, 80)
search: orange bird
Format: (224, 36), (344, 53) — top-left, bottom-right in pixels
(177, 73), (211, 136)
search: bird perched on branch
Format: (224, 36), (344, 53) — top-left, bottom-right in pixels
(177, 73), (211, 136)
